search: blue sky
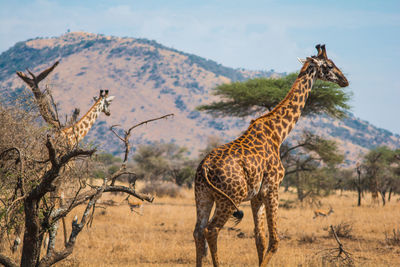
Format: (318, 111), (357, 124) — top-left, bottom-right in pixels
(1, 0), (399, 134)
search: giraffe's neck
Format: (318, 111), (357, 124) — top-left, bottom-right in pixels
(256, 62), (317, 145)
(61, 98), (103, 146)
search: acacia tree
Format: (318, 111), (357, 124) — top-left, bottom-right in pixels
(197, 73), (351, 119)
(362, 146), (400, 206)
(197, 73), (351, 197)
(280, 131), (344, 201)
(132, 142), (196, 187)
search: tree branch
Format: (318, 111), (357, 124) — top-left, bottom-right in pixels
(109, 113), (174, 179)
(16, 61), (61, 129)
(51, 184), (153, 224)
(0, 253), (18, 267)
(28, 136), (95, 201)
(126, 114), (174, 136)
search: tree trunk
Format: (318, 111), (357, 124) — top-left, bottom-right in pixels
(295, 162), (304, 202)
(356, 166), (362, 207)
(388, 187), (393, 202)
(380, 190), (386, 206)
(21, 198), (42, 267)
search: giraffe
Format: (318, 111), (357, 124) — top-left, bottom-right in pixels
(54, 88), (115, 199)
(51, 89), (114, 247)
(59, 89), (115, 146)
(193, 44), (348, 267)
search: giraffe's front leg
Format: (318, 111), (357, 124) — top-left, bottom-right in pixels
(251, 196), (267, 266)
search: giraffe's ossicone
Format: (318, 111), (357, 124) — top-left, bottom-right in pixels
(193, 44), (348, 267)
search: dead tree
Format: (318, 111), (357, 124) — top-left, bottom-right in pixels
(0, 65), (175, 266)
(0, 117), (158, 266)
(314, 225), (355, 266)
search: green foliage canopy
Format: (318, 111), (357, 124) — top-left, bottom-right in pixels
(132, 142), (196, 187)
(362, 146), (400, 201)
(197, 73), (352, 119)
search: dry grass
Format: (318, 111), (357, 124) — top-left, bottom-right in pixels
(5, 185), (400, 266)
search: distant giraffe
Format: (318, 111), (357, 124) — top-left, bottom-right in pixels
(193, 44), (349, 267)
(51, 89), (114, 246)
(59, 89), (115, 146)
(52, 89), (115, 195)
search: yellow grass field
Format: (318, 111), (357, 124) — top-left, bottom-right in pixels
(45, 184), (399, 267)
(6, 184), (400, 266)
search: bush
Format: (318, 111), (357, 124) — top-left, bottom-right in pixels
(279, 199), (296, 209)
(385, 228), (400, 246)
(298, 233), (316, 244)
(328, 222), (353, 239)
(141, 181), (183, 198)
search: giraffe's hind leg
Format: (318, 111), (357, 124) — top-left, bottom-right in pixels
(194, 194), (214, 267)
(261, 184), (281, 267)
(251, 196), (267, 266)
(204, 200), (236, 267)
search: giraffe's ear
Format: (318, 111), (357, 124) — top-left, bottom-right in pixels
(297, 57), (306, 65)
(93, 96), (99, 102)
(308, 57), (321, 66)
(106, 96), (115, 102)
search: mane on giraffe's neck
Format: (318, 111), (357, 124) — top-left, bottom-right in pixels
(61, 97), (103, 145)
(254, 61), (317, 144)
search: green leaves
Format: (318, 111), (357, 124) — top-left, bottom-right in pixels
(197, 73), (352, 119)
(132, 142), (195, 186)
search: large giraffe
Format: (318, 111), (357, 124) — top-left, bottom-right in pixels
(193, 44), (348, 267)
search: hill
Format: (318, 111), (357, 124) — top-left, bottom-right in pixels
(0, 32), (398, 165)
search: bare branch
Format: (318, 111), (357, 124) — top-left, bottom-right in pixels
(0, 253), (18, 267)
(16, 61), (61, 129)
(51, 183), (153, 224)
(36, 61), (59, 83)
(109, 124), (125, 143)
(38, 190), (102, 267)
(46, 134), (58, 167)
(126, 113), (174, 136)
(104, 185), (154, 202)
(110, 113), (174, 173)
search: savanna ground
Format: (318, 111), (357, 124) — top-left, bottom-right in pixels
(7, 182), (400, 267)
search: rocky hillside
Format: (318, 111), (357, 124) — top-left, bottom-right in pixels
(0, 32), (399, 165)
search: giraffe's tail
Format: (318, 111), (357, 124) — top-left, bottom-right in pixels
(202, 167), (244, 225)
(232, 210), (244, 225)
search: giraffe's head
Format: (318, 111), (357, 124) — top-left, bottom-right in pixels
(93, 90), (115, 116)
(304, 44), (349, 87)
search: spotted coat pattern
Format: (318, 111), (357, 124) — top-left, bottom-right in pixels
(60, 92), (114, 146)
(193, 45), (349, 267)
